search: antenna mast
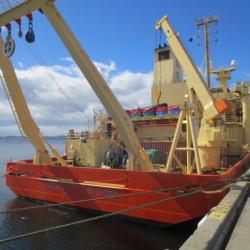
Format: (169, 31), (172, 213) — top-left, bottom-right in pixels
(196, 16), (218, 88)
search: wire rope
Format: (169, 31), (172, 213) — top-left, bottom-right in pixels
(0, 0), (90, 126)
(25, 42), (89, 125)
(0, 74), (27, 139)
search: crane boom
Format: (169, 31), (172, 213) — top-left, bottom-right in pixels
(156, 16), (230, 120)
(41, 1), (153, 171)
(156, 16), (232, 171)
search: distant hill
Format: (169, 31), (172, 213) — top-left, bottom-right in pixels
(0, 136), (66, 140)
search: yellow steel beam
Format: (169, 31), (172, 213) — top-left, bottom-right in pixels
(0, 0), (153, 171)
(0, 36), (67, 165)
(156, 16), (219, 120)
(0, 0), (51, 26)
(0, 37), (52, 164)
(41, 1), (153, 171)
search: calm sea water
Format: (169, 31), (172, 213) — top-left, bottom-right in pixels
(0, 137), (197, 250)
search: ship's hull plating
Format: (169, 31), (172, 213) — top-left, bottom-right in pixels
(5, 153), (250, 224)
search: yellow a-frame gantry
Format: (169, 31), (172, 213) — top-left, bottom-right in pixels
(0, 0), (153, 171)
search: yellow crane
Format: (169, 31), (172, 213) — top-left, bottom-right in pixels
(156, 16), (230, 173)
(156, 16), (230, 120)
(0, 0), (153, 171)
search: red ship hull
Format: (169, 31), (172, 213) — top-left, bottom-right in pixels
(5, 153), (250, 224)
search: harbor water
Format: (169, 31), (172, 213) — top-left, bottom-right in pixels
(0, 137), (197, 250)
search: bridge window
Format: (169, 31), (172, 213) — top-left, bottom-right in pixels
(158, 50), (170, 61)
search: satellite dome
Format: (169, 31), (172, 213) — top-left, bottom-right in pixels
(231, 59), (237, 68)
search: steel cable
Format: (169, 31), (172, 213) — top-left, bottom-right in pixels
(0, 0), (88, 124)
(25, 43), (89, 125)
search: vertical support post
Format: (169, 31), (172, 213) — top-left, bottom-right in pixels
(165, 107), (202, 174)
(204, 21), (211, 88)
(242, 95), (250, 144)
(188, 110), (202, 174)
(165, 110), (185, 172)
(195, 16), (218, 88)
(186, 112), (192, 172)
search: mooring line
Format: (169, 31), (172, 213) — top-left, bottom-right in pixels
(1, 177), (249, 244)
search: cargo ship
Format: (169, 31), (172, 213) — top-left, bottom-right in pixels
(2, 0), (250, 225)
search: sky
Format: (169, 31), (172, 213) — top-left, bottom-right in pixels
(0, 0), (250, 136)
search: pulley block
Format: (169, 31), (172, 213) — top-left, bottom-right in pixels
(25, 18), (35, 43)
(3, 37), (15, 57)
(25, 29), (35, 43)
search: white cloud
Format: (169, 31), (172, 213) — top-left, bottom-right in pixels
(18, 62), (24, 69)
(60, 57), (74, 63)
(0, 60), (153, 136)
(110, 71), (152, 107)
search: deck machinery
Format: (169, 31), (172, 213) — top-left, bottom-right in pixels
(66, 16), (250, 173)
(0, 1), (249, 172)
(1, 0), (250, 225)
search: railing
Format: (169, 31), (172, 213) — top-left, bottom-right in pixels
(225, 116), (242, 124)
(67, 131), (91, 139)
(140, 136), (174, 142)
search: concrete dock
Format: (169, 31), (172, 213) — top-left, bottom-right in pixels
(180, 177), (250, 250)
